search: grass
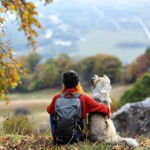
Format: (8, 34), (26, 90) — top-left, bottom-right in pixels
(0, 133), (150, 150)
(110, 84), (132, 102)
(7, 88), (62, 100)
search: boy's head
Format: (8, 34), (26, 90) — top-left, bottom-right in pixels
(63, 70), (79, 88)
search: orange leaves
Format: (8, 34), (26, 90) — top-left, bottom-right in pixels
(16, 62), (22, 68)
(2, 32), (5, 36)
(92, 141), (99, 146)
(112, 145), (124, 150)
(23, 69), (28, 75)
(0, 41), (24, 102)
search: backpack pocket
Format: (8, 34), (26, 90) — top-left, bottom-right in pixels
(56, 108), (76, 136)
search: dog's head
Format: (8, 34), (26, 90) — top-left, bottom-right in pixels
(91, 74), (111, 101)
(91, 74), (110, 87)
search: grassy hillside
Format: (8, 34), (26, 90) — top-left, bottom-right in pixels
(2, 84), (148, 150)
(0, 84), (132, 129)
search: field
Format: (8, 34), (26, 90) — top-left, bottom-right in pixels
(0, 84), (132, 127)
(1, 84), (150, 150)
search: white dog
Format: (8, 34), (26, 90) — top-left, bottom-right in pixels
(88, 75), (139, 147)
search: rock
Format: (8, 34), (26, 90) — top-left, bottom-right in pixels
(111, 98), (150, 135)
(14, 107), (31, 116)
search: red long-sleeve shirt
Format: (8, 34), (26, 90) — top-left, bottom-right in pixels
(47, 93), (110, 119)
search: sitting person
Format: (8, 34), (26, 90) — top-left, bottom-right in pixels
(46, 70), (110, 145)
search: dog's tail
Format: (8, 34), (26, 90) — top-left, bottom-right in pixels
(110, 135), (139, 147)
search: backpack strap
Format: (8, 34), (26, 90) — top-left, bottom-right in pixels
(73, 93), (82, 98)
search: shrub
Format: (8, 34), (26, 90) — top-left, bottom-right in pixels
(110, 97), (118, 113)
(3, 115), (34, 135)
(118, 73), (150, 108)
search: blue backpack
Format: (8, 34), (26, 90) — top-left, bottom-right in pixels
(53, 93), (83, 144)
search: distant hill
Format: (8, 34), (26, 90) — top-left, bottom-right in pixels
(4, 0), (150, 62)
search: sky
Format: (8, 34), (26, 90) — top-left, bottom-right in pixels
(1, 0), (150, 63)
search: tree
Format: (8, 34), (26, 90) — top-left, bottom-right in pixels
(94, 54), (122, 83)
(0, 0), (52, 102)
(56, 53), (77, 85)
(37, 58), (59, 88)
(77, 56), (95, 85)
(78, 54), (122, 86)
(118, 73), (150, 108)
(125, 47), (150, 83)
(14, 53), (41, 92)
(26, 53), (41, 72)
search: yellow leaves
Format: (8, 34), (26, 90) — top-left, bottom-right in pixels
(16, 62), (22, 68)
(0, 1), (42, 52)
(10, 82), (18, 88)
(9, 48), (14, 52)
(0, 8), (4, 12)
(10, 5), (15, 10)
(0, 42), (25, 101)
(23, 69), (28, 75)
(27, 2), (35, 9)
(0, 70), (4, 77)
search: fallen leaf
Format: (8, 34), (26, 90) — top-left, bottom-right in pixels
(92, 141), (99, 146)
(73, 147), (78, 150)
(0, 145), (6, 150)
(113, 145), (124, 150)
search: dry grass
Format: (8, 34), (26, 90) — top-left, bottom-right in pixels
(110, 84), (132, 102)
(0, 84), (132, 128)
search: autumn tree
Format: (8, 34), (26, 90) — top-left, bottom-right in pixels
(0, 0), (52, 102)
(94, 54), (122, 83)
(77, 54), (122, 86)
(125, 47), (150, 83)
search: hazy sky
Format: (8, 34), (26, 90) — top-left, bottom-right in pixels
(2, 0), (150, 62)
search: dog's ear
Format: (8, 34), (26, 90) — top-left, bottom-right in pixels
(91, 74), (99, 86)
(91, 74), (99, 80)
(103, 75), (110, 84)
(94, 74), (99, 79)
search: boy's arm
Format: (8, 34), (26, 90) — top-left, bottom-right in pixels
(47, 94), (60, 115)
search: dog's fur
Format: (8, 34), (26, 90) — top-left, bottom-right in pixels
(88, 75), (139, 147)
